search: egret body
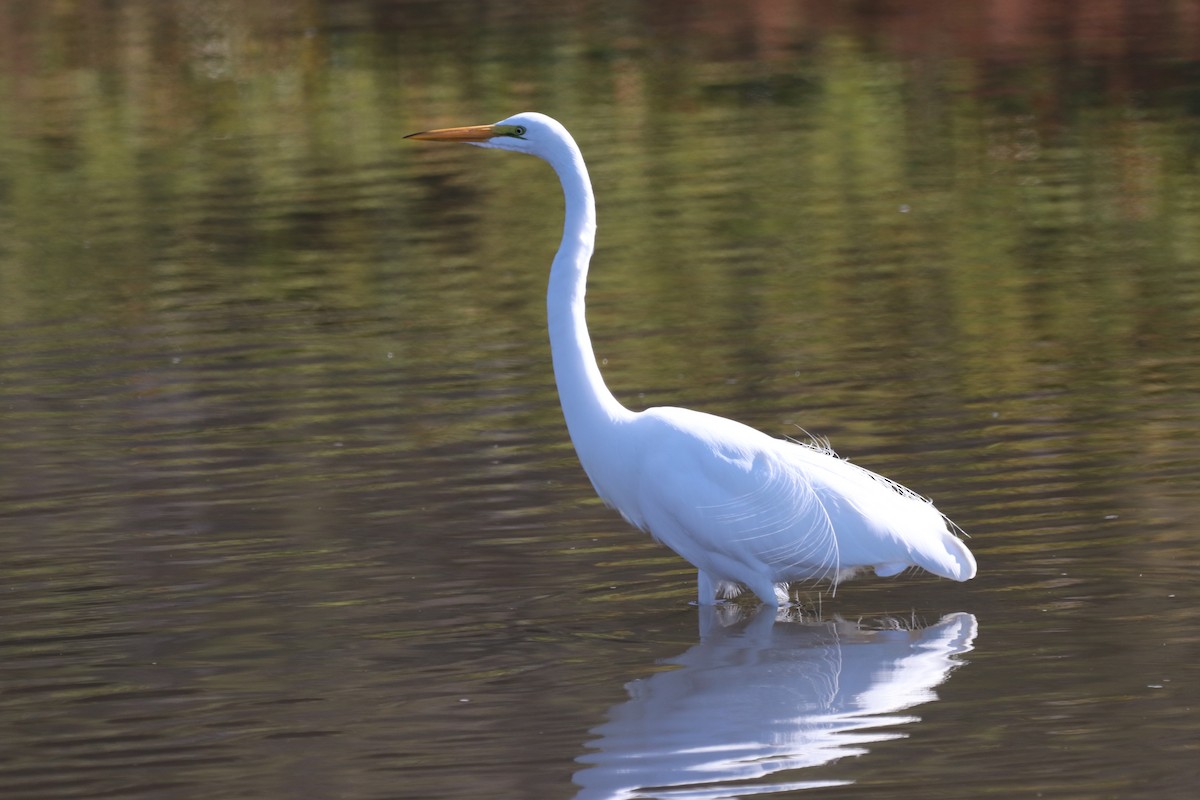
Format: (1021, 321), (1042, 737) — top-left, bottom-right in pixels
(407, 113), (976, 606)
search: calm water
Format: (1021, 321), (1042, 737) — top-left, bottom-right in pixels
(2, 2), (1199, 798)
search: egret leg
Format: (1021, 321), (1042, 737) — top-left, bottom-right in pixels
(696, 571), (718, 606)
(748, 578), (783, 609)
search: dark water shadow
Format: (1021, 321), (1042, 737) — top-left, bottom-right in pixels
(574, 608), (977, 798)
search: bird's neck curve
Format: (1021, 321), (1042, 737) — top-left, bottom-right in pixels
(544, 140), (634, 455)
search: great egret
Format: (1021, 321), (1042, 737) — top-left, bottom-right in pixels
(407, 113), (976, 606)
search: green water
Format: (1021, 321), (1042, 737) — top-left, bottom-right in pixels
(1, 2), (1198, 798)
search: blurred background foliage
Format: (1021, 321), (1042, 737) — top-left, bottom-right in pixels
(2, 0), (1197, 355)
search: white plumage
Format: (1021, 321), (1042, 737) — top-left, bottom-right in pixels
(407, 112), (977, 606)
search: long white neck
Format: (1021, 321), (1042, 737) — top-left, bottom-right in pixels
(544, 139), (633, 459)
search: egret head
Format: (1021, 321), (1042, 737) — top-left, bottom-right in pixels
(405, 112), (571, 160)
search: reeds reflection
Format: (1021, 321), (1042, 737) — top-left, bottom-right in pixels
(574, 609), (977, 798)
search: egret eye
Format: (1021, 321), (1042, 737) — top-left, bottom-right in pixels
(514, 126), (527, 136)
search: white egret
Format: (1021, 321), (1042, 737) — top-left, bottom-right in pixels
(407, 113), (976, 606)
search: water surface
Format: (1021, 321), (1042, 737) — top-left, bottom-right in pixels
(2, 2), (1199, 798)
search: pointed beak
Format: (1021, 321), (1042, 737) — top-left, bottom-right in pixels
(404, 124), (498, 143)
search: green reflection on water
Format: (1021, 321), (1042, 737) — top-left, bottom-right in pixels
(2, 4), (1200, 799)
(1, 3), (1197, 595)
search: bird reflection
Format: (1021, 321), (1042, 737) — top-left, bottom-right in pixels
(574, 607), (977, 798)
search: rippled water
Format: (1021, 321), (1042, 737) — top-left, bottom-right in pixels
(2, 2), (1200, 799)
